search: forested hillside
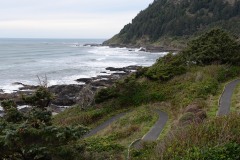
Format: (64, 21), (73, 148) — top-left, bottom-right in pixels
(104, 0), (240, 48)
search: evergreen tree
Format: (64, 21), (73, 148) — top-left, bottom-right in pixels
(0, 87), (87, 160)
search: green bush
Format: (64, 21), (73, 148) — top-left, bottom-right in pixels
(182, 29), (240, 66)
(84, 137), (125, 152)
(145, 53), (187, 81)
(217, 66), (240, 82)
(196, 79), (219, 98)
(0, 87), (88, 160)
(95, 87), (119, 103)
(174, 142), (240, 160)
(117, 77), (165, 106)
(201, 142), (240, 160)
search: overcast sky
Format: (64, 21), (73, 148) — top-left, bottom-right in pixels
(0, 0), (153, 39)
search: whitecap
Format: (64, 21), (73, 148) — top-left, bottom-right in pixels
(0, 84), (24, 94)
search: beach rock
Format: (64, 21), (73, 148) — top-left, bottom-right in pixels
(112, 72), (128, 76)
(1, 65), (139, 112)
(106, 66), (139, 73)
(83, 43), (101, 47)
(106, 67), (126, 72)
(12, 82), (24, 86)
(0, 111), (4, 117)
(139, 47), (147, 52)
(76, 78), (92, 84)
(91, 80), (110, 87)
(19, 85), (38, 91)
(100, 71), (107, 74)
(49, 84), (84, 106)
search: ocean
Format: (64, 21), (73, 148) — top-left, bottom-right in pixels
(0, 38), (167, 93)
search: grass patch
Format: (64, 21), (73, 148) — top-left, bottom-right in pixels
(53, 105), (129, 128)
(152, 114), (240, 160)
(92, 105), (158, 146)
(206, 83), (225, 118)
(232, 82), (240, 113)
(80, 105), (158, 159)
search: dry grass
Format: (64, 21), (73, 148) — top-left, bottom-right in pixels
(153, 113), (240, 159)
(53, 105), (129, 128)
(89, 105), (158, 146)
(232, 83), (240, 113)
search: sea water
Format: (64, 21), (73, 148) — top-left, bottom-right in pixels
(0, 38), (167, 93)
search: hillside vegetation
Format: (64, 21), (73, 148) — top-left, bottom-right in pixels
(52, 29), (240, 159)
(1, 20), (240, 160)
(104, 0), (240, 49)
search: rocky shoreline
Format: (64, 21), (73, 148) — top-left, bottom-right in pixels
(0, 66), (140, 115)
(104, 44), (179, 53)
(84, 43), (178, 53)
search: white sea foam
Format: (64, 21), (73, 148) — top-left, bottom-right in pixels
(0, 84), (24, 93)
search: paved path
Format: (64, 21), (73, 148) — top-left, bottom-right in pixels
(218, 79), (240, 116)
(142, 110), (168, 141)
(133, 110), (168, 148)
(84, 112), (127, 138)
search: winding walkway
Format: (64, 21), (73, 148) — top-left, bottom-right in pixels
(84, 109), (168, 142)
(84, 112), (127, 138)
(142, 110), (168, 141)
(218, 79), (240, 116)
(132, 110), (168, 149)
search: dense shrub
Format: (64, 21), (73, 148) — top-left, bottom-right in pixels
(182, 29), (240, 65)
(95, 87), (118, 103)
(217, 66), (240, 82)
(145, 53), (187, 81)
(195, 78), (219, 98)
(0, 87), (87, 160)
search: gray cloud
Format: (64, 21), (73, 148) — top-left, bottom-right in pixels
(0, 0), (153, 38)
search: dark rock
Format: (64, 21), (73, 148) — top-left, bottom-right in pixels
(1, 65), (138, 112)
(19, 107), (31, 113)
(19, 85), (38, 90)
(112, 72), (128, 76)
(103, 43), (180, 53)
(106, 67), (126, 72)
(105, 66), (139, 73)
(49, 84), (83, 106)
(76, 78), (92, 84)
(12, 82), (24, 85)
(139, 47), (147, 52)
(95, 75), (110, 79)
(0, 111), (4, 117)
(125, 65), (139, 71)
(91, 80), (111, 87)
(83, 43), (102, 47)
